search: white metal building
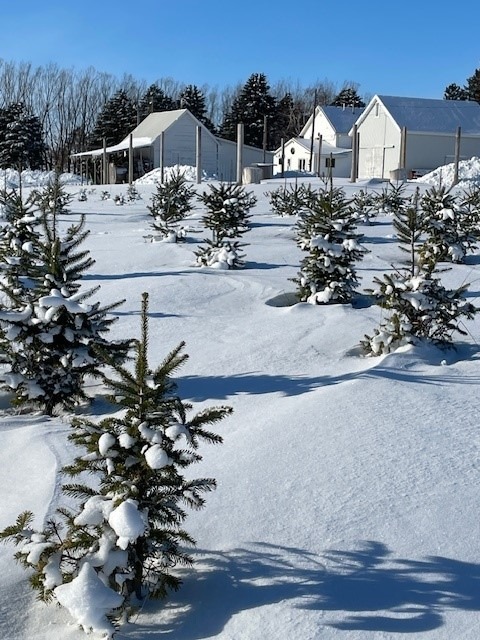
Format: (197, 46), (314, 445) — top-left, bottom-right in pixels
(73, 109), (273, 183)
(352, 95), (480, 179)
(273, 105), (362, 178)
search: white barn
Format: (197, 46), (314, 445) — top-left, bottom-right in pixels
(73, 109), (273, 183)
(352, 95), (480, 180)
(273, 105), (362, 178)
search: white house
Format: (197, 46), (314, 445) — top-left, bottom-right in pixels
(351, 95), (480, 180)
(73, 109), (273, 183)
(273, 105), (362, 178)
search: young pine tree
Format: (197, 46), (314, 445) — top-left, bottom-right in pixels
(293, 185), (367, 304)
(419, 184), (478, 264)
(195, 183), (256, 269)
(362, 193), (477, 355)
(147, 169), (195, 241)
(0, 189), (130, 414)
(0, 293), (232, 637)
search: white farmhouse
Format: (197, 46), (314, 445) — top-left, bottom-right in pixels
(352, 95), (480, 179)
(273, 105), (362, 178)
(73, 109), (273, 183)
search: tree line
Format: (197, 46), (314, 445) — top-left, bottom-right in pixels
(0, 59), (366, 172)
(444, 68), (480, 102)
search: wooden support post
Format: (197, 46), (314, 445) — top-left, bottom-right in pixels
(159, 131), (165, 183)
(263, 114), (268, 164)
(196, 125), (202, 184)
(128, 134), (133, 185)
(350, 124), (358, 182)
(102, 138), (108, 185)
(400, 126), (407, 177)
(453, 126), (461, 186)
(280, 137), (285, 176)
(308, 91), (317, 172)
(236, 123), (244, 185)
(317, 135), (323, 176)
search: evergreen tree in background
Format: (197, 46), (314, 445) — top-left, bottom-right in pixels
(138, 84), (176, 121)
(0, 292), (231, 635)
(0, 102), (45, 172)
(219, 73), (277, 148)
(88, 89), (137, 148)
(443, 83), (469, 101)
(178, 84), (216, 132)
(465, 68), (480, 103)
(330, 86), (365, 108)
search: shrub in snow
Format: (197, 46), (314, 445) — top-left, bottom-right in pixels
(419, 185), (479, 264)
(196, 182), (256, 269)
(292, 185), (367, 304)
(0, 189), (130, 414)
(195, 239), (246, 269)
(0, 293), (231, 636)
(147, 169), (195, 241)
(77, 187), (88, 202)
(362, 191), (477, 355)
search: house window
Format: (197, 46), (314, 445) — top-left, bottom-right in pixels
(325, 157), (336, 168)
(375, 102), (379, 117)
(299, 158), (306, 171)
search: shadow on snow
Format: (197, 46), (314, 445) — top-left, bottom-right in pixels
(119, 540), (480, 638)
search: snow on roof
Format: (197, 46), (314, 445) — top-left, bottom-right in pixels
(72, 137), (152, 158)
(369, 95), (480, 134)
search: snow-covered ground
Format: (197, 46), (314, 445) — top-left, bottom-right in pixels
(1, 168), (480, 639)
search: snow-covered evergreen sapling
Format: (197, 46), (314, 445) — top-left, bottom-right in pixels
(419, 185), (478, 264)
(266, 182), (315, 217)
(0, 190), (130, 414)
(147, 169), (195, 241)
(0, 293), (232, 638)
(361, 193), (477, 355)
(31, 172), (73, 218)
(195, 183), (256, 269)
(292, 185), (367, 303)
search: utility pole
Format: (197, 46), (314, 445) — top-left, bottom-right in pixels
(308, 90), (317, 172)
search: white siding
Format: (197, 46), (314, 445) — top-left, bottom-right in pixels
(357, 99), (401, 178)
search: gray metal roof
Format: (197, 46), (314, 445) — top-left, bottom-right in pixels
(321, 105), (363, 133)
(378, 95), (480, 134)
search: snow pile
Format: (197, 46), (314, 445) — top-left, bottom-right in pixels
(135, 164), (215, 185)
(54, 563), (122, 638)
(417, 156), (480, 188)
(0, 169), (83, 189)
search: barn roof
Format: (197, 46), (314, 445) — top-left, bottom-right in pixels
(357, 95), (480, 135)
(321, 105), (363, 133)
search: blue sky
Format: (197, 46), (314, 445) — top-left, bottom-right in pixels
(2, 0), (479, 100)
